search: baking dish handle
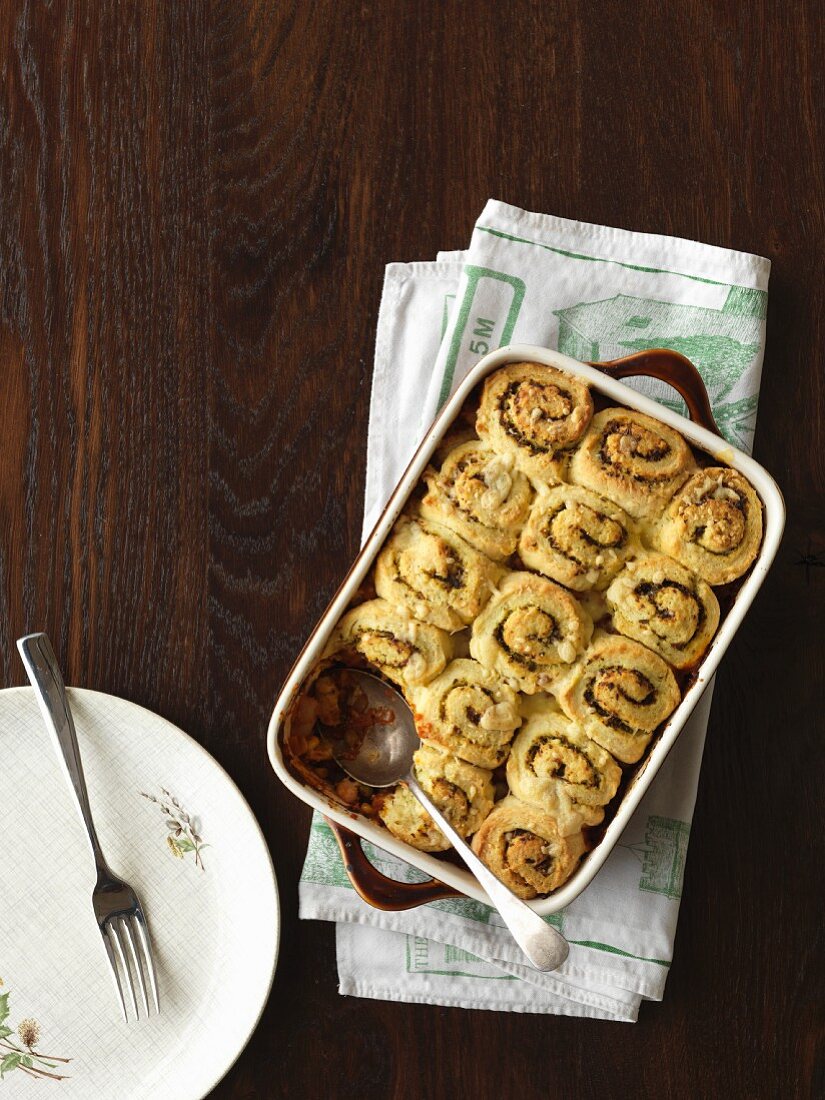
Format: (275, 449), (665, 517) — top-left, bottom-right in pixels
(326, 817), (462, 909)
(591, 348), (722, 437)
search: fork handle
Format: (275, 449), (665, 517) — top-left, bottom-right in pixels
(17, 633), (108, 871)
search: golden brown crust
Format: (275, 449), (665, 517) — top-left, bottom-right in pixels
(419, 440), (533, 561)
(476, 362), (593, 483)
(651, 466), (763, 585)
(374, 515), (502, 632)
(410, 658), (521, 768)
(324, 598), (452, 689)
(519, 484), (640, 591)
(506, 700), (621, 835)
(557, 631), (680, 763)
(469, 572), (593, 694)
(376, 785), (451, 852)
(569, 407), (696, 520)
(470, 796), (587, 899)
(606, 553), (720, 669)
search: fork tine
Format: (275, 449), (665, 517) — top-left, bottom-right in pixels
(121, 917), (149, 1018)
(133, 909), (160, 1014)
(101, 928), (128, 1022)
(108, 921), (138, 1020)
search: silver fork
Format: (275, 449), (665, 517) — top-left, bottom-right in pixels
(17, 633), (160, 1021)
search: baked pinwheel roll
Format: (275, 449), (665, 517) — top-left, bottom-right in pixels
(420, 440), (533, 561)
(410, 658), (522, 768)
(475, 362), (594, 483)
(324, 599), (452, 689)
(377, 785), (450, 852)
(374, 516), (502, 632)
(506, 701), (621, 835)
(606, 553), (720, 669)
(469, 572), (593, 694)
(569, 408), (696, 521)
(377, 744), (495, 852)
(652, 466), (763, 585)
(519, 484), (639, 591)
(558, 632), (680, 763)
(471, 796), (587, 899)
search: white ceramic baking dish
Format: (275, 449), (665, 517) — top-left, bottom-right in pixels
(267, 344), (785, 915)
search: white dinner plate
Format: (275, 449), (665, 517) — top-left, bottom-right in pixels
(0, 687), (279, 1098)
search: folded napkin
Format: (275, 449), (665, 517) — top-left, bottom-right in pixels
(299, 201), (770, 1020)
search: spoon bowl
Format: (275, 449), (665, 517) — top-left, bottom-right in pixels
(329, 672), (419, 788)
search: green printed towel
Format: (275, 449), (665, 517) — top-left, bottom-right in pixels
(299, 202), (770, 1020)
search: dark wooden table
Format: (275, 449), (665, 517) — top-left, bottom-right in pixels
(1, 2), (822, 1097)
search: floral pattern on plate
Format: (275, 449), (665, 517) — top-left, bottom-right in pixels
(0, 983), (71, 1083)
(141, 789), (208, 871)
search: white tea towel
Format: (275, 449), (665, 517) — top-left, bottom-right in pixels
(299, 202), (770, 1019)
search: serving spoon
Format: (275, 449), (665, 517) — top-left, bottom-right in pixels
(329, 670), (569, 973)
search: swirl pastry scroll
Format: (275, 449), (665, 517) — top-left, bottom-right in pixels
(606, 553), (720, 669)
(377, 744), (494, 852)
(475, 362), (593, 483)
(324, 599), (452, 689)
(470, 572), (593, 694)
(506, 701), (622, 835)
(471, 796), (587, 899)
(410, 658), (522, 768)
(374, 516), (502, 632)
(558, 632), (680, 763)
(652, 466), (763, 585)
(519, 484), (639, 591)
(420, 440), (533, 561)
(570, 407), (696, 520)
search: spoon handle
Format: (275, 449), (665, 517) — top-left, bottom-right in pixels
(405, 772), (569, 972)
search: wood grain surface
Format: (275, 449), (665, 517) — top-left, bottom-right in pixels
(0, 1), (822, 1097)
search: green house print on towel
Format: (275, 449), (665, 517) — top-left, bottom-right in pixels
(619, 815), (691, 900)
(554, 287), (766, 450)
